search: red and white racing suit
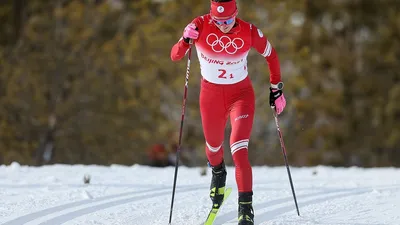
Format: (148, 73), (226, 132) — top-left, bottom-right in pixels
(171, 14), (281, 193)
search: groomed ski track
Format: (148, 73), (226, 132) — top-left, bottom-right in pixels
(1, 165), (399, 225)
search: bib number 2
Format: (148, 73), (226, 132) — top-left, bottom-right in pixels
(218, 69), (234, 79)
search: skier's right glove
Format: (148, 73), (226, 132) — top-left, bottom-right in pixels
(182, 23), (199, 44)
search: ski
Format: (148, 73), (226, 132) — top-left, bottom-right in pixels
(204, 187), (232, 225)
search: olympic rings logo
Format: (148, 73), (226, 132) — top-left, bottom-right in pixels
(206, 33), (244, 54)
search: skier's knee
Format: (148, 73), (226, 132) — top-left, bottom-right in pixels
(206, 142), (223, 153)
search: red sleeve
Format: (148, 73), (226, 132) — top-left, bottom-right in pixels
(170, 16), (205, 62)
(251, 25), (281, 85)
(170, 39), (191, 61)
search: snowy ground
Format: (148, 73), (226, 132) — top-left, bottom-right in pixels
(0, 162), (399, 225)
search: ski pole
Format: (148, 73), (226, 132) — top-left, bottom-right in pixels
(168, 46), (192, 225)
(272, 109), (300, 216)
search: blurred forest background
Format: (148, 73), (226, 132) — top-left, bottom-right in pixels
(0, 0), (399, 167)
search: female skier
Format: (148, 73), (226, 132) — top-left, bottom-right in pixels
(170, 0), (286, 224)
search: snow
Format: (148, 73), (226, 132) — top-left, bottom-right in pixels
(0, 163), (399, 225)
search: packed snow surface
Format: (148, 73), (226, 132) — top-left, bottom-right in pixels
(0, 162), (399, 225)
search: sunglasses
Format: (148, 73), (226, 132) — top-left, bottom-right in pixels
(213, 17), (235, 25)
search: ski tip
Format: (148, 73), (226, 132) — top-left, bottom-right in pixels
(203, 187), (233, 225)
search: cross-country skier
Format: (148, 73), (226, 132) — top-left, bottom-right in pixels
(170, 0), (286, 224)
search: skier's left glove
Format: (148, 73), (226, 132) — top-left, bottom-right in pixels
(269, 82), (286, 115)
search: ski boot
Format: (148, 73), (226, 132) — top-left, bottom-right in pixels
(238, 192), (254, 225)
(209, 161), (227, 208)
